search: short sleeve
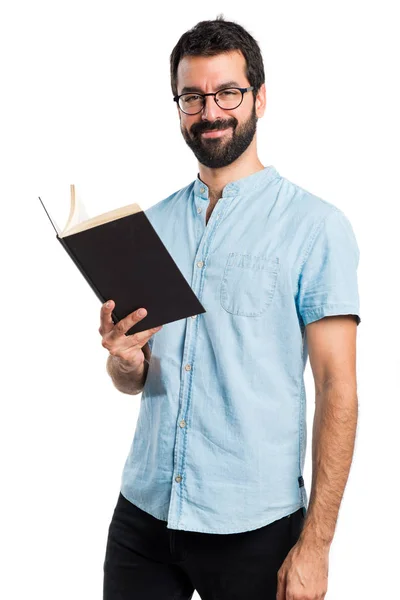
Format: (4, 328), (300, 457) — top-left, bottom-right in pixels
(297, 208), (361, 327)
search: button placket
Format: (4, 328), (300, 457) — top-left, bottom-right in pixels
(169, 189), (230, 529)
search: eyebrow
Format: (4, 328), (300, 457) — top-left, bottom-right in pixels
(179, 81), (243, 95)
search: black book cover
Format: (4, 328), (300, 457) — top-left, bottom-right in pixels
(44, 206), (206, 335)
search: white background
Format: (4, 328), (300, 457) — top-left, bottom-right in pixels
(1, 1), (398, 598)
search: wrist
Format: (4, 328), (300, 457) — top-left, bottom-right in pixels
(298, 523), (333, 550)
(109, 354), (144, 374)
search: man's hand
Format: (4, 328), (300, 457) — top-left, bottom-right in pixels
(99, 300), (162, 370)
(276, 538), (329, 600)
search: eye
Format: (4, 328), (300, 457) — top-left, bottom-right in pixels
(218, 89), (238, 97)
(182, 94), (201, 103)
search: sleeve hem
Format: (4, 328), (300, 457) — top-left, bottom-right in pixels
(301, 304), (361, 326)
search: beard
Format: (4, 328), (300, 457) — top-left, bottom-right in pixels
(180, 104), (258, 168)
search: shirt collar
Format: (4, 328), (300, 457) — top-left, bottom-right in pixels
(193, 165), (280, 200)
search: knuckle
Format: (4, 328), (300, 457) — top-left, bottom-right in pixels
(130, 336), (139, 347)
(115, 321), (125, 334)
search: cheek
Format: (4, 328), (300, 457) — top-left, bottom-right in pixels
(234, 109), (251, 128)
(181, 116), (198, 133)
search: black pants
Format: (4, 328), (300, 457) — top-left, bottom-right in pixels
(103, 491), (305, 600)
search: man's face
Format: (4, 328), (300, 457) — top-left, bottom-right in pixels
(176, 51), (262, 169)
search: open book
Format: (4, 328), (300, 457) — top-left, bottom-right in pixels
(39, 184), (143, 237)
(39, 185), (206, 335)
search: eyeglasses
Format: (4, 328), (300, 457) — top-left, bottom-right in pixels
(173, 86), (254, 115)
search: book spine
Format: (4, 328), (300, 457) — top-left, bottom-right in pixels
(56, 235), (116, 323)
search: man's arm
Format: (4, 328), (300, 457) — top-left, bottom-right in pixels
(299, 314), (359, 547)
(276, 314), (358, 599)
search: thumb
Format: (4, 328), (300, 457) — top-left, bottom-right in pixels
(276, 569), (287, 600)
(100, 299), (115, 335)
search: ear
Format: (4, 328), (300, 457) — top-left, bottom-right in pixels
(255, 83), (267, 118)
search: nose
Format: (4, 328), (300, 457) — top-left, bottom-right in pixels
(201, 94), (224, 121)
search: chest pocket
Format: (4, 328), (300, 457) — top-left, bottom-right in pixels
(220, 253), (280, 316)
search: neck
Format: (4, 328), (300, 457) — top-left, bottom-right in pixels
(197, 142), (264, 199)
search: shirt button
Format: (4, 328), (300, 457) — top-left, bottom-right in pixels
(185, 364), (191, 371)
(191, 315), (197, 319)
(175, 475), (182, 483)
(197, 207), (202, 213)
(199, 186), (205, 193)
(197, 260), (204, 268)
(179, 419), (186, 428)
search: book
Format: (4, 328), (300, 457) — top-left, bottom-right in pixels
(39, 185), (206, 336)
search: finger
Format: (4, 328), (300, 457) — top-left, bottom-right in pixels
(105, 324), (162, 360)
(111, 307), (149, 338)
(128, 324), (163, 348)
(99, 299), (115, 336)
(110, 324), (163, 358)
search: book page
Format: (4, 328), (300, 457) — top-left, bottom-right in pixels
(62, 185), (90, 235)
(62, 201), (142, 236)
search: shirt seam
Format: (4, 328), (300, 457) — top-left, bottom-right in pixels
(167, 505), (305, 534)
(298, 379), (306, 504)
(301, 304), (361, 326)
(120, 490), (305, 534)
(301, 301), (360, 311)
(296, 208), (340, 283)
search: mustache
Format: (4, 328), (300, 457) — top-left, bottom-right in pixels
(190, 118), (237, 136)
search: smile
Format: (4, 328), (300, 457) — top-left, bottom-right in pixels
(200, 128), (230, 138)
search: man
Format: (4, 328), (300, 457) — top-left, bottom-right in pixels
(101, 15), (361, 600)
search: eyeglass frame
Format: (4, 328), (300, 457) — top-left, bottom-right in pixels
(173, 86), (254, 115)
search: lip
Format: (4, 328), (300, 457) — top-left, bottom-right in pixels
(201, 128), (230, 138)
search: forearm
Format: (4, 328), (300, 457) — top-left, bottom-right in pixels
(106, 354), (149, 395)
(299, 381), (358, 548)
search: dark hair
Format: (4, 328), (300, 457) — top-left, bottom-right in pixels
(170, 14), (265, 101)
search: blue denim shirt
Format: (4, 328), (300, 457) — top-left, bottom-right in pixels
(120, 165), (361, 534)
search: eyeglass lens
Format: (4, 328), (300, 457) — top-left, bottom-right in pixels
(179, 88), (243, 114)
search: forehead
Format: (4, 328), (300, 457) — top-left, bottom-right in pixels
(176, 50), (248, 93)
